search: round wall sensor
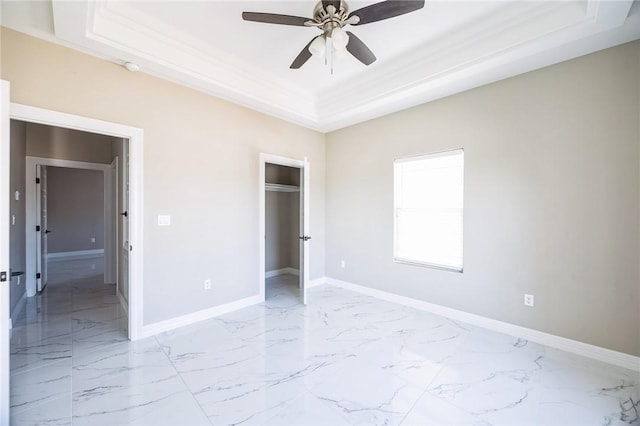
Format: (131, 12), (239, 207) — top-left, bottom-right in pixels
(124, 62), (140, 72)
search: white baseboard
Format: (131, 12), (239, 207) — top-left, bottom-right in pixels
(324, 277), (640, 372)
(9, 291), (27, 329)
(140, 294), (262, 338)
(48, 249), (104, 261)
(266, 267), (299, 278)
(307, 277), (327, 289)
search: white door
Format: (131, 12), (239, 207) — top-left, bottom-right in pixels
(299, 159), (310, 304)
(104, 158), (117, 285)
(41, 166), (48, 289)
(119, 142), (129, 314)
(35, 165), (48, 292)
(1, 80), (11, 426)
(104, 157), (120, 294)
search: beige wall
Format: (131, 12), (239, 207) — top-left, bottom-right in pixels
(46, 167), (104, 254)
(26, 122), (114, 164)
(325, 41), (640, 356)
(1, 28), (326, 325)
(9, 120), (26, 315)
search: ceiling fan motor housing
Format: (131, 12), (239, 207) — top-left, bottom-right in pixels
(310, 1), (358, 35)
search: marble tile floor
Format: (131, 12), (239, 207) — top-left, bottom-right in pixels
(9, 259), (639, 425)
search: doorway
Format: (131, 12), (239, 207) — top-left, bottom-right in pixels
(27, 159), (114, 295)
(6, 101), (143, 340)
(259, 154), (310, 305)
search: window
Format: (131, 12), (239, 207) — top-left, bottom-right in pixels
(394, 149), (464, 272)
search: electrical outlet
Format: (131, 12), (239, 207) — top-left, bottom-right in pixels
(91, 237), (96, 243)
(204, 279), (212, 290)
(341, 260), (346, 268)
(524, 294), (534, 307)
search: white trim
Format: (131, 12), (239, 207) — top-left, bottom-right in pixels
(307, 276), (327, 289)
(9, 292), (27, 329)
(265, 268), (299, 278)
(140, 295), (262, 338)
(1, 80), (10, 425)
(325, 277), (640, 372)
(47, 249), (105, 261)
(12, 103), (144, 341)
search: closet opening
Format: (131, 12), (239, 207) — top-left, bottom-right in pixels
(259, 154), (310, 305)
(265, 163), (301, 301)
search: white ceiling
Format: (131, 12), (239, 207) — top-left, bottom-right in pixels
(2, 1), (640, 132)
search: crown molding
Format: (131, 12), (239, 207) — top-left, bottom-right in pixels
(317, 0), (637, 131)
(40, 0), (638, 132)
(52, 0), (322, 130)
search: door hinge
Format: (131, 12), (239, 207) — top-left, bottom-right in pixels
(36, 177), (40, 184)
(36, 272), (41, 279)
(0, 271), (7, 282)
(36, 225), (41, 232)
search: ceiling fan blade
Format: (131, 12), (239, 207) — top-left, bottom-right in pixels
(346, 32), (376, 65)
(349, 0), (425, 25)
(242, 12), (310, 26)
(290, 39), (315, 69)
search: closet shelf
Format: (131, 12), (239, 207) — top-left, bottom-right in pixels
(265, 183), (300, 193)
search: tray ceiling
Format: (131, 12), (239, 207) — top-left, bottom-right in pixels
(2, 1), (640, 132)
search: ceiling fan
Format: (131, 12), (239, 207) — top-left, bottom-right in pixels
(242, 0), (425, 69)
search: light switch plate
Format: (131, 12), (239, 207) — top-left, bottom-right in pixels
(158, 215), (171, 226)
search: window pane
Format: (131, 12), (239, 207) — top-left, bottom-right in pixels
(394, 150), (464, 271)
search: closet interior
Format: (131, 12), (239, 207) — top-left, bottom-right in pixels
(264, 163), (300, 299)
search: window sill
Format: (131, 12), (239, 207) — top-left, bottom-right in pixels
(393, 258), (463, 273)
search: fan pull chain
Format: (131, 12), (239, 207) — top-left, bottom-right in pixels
(327, 36), (334, 75)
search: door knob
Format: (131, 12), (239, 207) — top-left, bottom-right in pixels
(299, 235), (311, 241)
(120, 211), (128, 217)
(44, 229), (52, 234)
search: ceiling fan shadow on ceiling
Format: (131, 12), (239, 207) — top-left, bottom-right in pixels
(242, 0), (425, 71)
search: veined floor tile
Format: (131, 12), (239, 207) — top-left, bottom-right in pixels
(400, 391), (488, 426)
(9, 259), (640, 426)
(309, 356), (425, 425)
(10, 393), (71, 426)
(10, 359), (72, 414)
(10, 320), (73, 375)
(72, 336), (169, 393)
(262, 390), (352, 426)
(72, 382), (208, 426)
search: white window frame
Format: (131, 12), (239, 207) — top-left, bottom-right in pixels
(393, 148), (464, 272)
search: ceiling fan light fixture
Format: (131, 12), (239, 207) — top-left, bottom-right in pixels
(331, 26), (349, 51)
(309, 35), (326, 57)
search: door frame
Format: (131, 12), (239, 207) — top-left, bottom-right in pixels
(1, 80), (11, 426)
(26, 157), (112, 294)
(10, 103), (144, 340)
(258, 153), (310, 303)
